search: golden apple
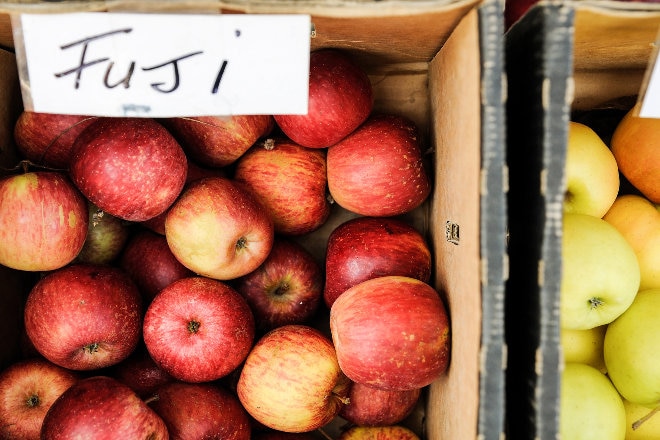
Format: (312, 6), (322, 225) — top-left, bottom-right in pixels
(560, 325), (607, 373)
(623, 398), (660, 439)
(603, 194), (660, 290)
(560, 363), (626, 440)
(561, 212), (641, 330)
(604, 289), (660, 407)
(610, 104), (660, 204)
(564, 121), (620, 218)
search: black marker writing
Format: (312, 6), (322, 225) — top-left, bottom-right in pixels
(54, 28), (132, 89)
(142, 51), (203, 93)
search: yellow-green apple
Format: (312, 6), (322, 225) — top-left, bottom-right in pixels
(560, 212), (640, 330)
(76, 202), (130, 265)
(0, 358), (78, 440)
(338, 425), (420, 440)
(0, 171), (88, 272)
(623, 397), (660, 439)
(603, 194), (660, 290)
(163, 114), (274, 167)
(165, 176), (274, 280)
(110, 345), (174, 399)
(339, 381), (421, 427)
(560, 363), (626, 440)
(274, 49), (373, 149)
(560, 325), (607, 373)
(604, 288), (660, 407)
(13, 111), (97, 169)
(69, 117), (188, 222)
(236, 324), (350, 433)
(233, 137), (330, 236)
(23, 264), (143, 371)
(40, 376), (168, 440)
(330, 276), (450, 391)
(324, 216), (432, 308)
(143, 276), (255, 383)
(564, 121), (620, 218)
(327, 114), (431, 217)
(148, 381), (251, 440)
(119, 229), (193, 302)
(233, 237), (323, 332)
(610, 104), (660, 203)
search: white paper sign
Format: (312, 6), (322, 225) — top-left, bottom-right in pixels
(638, 29), (660, 118)
(14, 12), (311, 117)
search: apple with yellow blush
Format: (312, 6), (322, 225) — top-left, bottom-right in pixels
(610, 104), (660, 204)
(603, 194), (660, 291)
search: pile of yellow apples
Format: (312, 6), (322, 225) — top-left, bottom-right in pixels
(559, 104), (660, 440)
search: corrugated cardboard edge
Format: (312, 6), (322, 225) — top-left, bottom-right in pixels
(505, 3), (574, 439)
(506, 1), (660, 439)
(477, 0), (507, 439)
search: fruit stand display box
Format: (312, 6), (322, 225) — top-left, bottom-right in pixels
(505, 1), (660, 439)
(0, 1), (507, 439)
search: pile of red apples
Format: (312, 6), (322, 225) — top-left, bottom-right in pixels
(0, 48), (450, 440)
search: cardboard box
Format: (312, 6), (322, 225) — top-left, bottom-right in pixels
(0, 1), (507, 438)
(505, 1), (660, 438)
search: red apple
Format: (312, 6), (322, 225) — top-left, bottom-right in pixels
(148, 381), (251, 440)
(0, 171), (88, 272)
(143, 276), (255, 383)
(165, 176), (274, 280)
(40, 376), (168, 440)
(0, 358), (78, 440)
(119, 229), (193, 302)
(330, 276), (450, 391)
(237, 324), (350, 433)
(139, 158), (227, 235)
(69, 117), (188, 222)
(274, 49), (373, 148)
(13, 111), (98, 169)
(326, 113), (431, 217)
(324, 216), (432, 308)
(75, 202), (131, 265)
(233, 237), (323, 331)
(252, 432), (319, 440)
(505, 0), (538, 30)
(338, 425), (420, 440)
(233, 137), (331, 235)
(23, 263), (143, 371)
(163, 114), (274, 167)
(110, 346), (174, 399)
(339, 382), (421, 427)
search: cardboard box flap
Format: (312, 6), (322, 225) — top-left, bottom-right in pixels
(0, 0), (481, 65)
(506, 2), (660, 439)
(572, 1), (660, 109)
(0, 1), (508, 439)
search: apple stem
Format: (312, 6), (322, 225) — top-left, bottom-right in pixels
(633, 405), (660, 430)
(317, 428), (334, 440)
(143, 393), (160, 405)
